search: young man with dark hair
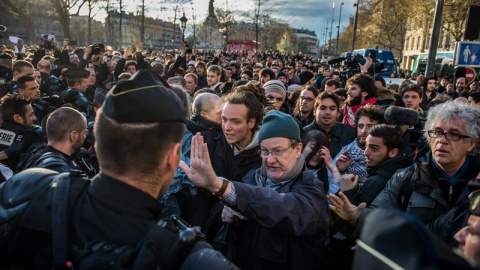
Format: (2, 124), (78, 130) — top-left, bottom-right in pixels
(343, 74), (377, 128)
(421, 76), (438, 109)
(213, 91), (263, 181)
(340, 124), (412, 206)
(325, 79), (341, 92)
(0, 93), (44, 172)
(259, 68), (275, 85)
(304, 92), (356, 157)
(401, 82), (425, 117)
(0, 60), (35, 98)
(335, 104), (385, 182)
(331, 125), (413, 269)
(293, 86), (319, 127)
(17, 75), (55, 124)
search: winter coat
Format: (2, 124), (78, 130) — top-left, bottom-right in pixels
(228, 168), (330, 270)
(359, 148), (480, 246)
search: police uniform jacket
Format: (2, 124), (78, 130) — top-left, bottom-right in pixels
(33, 145), (77, 173)
(74, 173), (162, 246)
(0, 121), (45, 172)
(62, 88), (94, 118)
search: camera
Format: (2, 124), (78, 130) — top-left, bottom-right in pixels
(91, 43), (105, 55)
(40, 35), (55, 50)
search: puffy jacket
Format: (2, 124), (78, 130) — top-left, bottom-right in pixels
(360, 148), (480, 246)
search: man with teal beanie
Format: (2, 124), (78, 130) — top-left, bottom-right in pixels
(181, 110), (330, 270)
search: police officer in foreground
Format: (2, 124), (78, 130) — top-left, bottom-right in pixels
(1, 70), (236, 269)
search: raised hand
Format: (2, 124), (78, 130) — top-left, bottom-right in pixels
(358, 57), (373, 73)
(123, 46), (133, 59)
(336, 149), (351, 172)
(328, 192), (366, 225)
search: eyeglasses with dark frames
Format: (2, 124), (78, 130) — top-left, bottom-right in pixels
(427, 130), (470, 141)
(258, 142), (298, 158)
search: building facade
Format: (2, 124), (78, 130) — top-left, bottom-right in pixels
(293, 28), (318, 56)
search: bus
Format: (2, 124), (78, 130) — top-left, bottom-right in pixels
(411, 51), (454, 77)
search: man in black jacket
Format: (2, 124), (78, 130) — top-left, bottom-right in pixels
(340, 125), (413, 206)
(32, 107), (87, 173)
(213, 91), (263, 182)
(161, 93), (223, 227)
(304, 92), (356, 157)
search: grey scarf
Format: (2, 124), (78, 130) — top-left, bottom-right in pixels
(255, 154), (306, 190)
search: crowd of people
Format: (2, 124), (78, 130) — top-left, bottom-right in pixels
(1, 38), (480, 269)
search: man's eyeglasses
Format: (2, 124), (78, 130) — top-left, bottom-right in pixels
(258, 143), (298, 158)
(427, 130), (470, 141)
(300, 96), (315, 102)
(266, 95), (283, 102)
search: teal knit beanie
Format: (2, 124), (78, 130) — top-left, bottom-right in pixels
(258, 110), (301, 142)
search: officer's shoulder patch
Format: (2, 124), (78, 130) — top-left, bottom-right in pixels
(0, 129), (16, 146)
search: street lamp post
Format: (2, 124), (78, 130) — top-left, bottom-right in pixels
(180, 12), (188, 42)
(352, 0), (360, 51)
(336, 0), (344, 55)
(219, 27), (228, 51)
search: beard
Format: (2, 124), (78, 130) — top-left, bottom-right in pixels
(346, 94), (363, 106)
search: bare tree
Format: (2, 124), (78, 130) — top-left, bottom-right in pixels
(84, 0), (100, 44)
(442, 0), (477, 41)
(50, 0), (86, 38)
(249, 0), (286, 51)
(3, 0), (36, 42)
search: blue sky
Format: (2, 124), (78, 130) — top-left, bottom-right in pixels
(83, 0), (357, 45)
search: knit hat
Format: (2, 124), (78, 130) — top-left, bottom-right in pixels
(276, 71), (288, 80)
(258, 110), (301, 142)
(263, 80), (286, 100)
(299, 71), (314, 85)
(287, 84), (302, 94)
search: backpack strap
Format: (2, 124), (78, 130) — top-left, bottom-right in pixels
(399, 170), (416, 210)
(51, 172), (73, 268)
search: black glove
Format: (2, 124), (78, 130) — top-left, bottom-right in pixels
(4, 139), (25, 158)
